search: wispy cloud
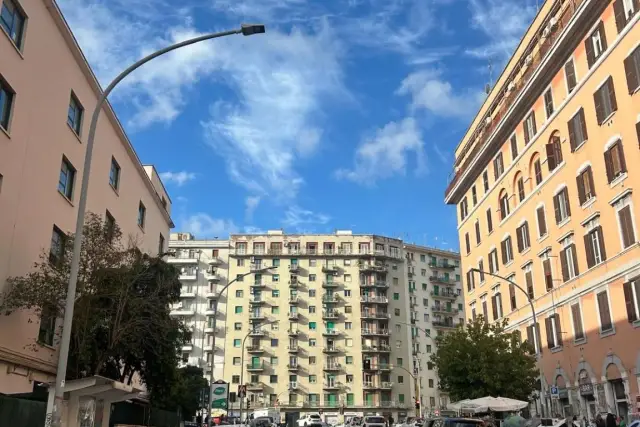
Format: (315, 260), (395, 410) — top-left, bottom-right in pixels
(397, 70), (485, 119)
(466, 0), (536, 61)
(159, 171), (197, 186)
(245, 196), (261, 221)
(282, 206), (331, 228)
(336, 117), (425, 185)
(180, 213), (239, 238)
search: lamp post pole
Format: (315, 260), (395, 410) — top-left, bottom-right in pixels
(46, 24), (266, 427)
(392, 365), (421, 417)
(397, 321), (433, 416)
(470, 268), (547, 418)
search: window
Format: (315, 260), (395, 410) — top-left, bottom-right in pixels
(624, 45), (640, 94)
(614, 0), (638, 33)
(543, 89), (554, 119)
(542, 254), (553, 291)
(345, 356), (353, 365)
(58, 156), (76, 200)
(534, 159), (543, 185)
(465, 270), (475, 292)
(50, 226), (66, 265)
(491, 288), (503, 320)
(233, 357), (241, 365)
(272, 289), (279, 297)
(0, 76), (14, 131)
(499, 193), (510, 220)
(471, 185), (478, 205)
(109, 157), (121, 190)
(137, 202), (146, 229)
(475, 221), (481, 245)
(546, 134), (563, 172)
(523, 111), (537, 144)
(570, 303), (585, 341)
(396, 358), (403, 366)
(545, 314), (563, 349)
(309, 375), (317, 384)
(158, 233), (164, 255)
(585, 22), (607, 68)
(516, 222), (530, 253)
(308, 306), (316, 314)
(271, 338), (279, 346)
(235, 306), (243, 314)
(509, 283), (517, 311)
(553, 187), (571, 223)
(560, 239), (579, 282)
(596, 290), (613, 333)
(309, 322), (316, 330)
(37, 309), (55, 346)
(510, 135), (518, 160)
(524, 264), (534, 300)
(270, 375), (278, 383)
(344, 290), (351, 297)
(584, 224), (606, 268)
(577, 166), (596, 205)
(465, 233), (470, 255)
(234, 322), (242, 330)
(478, 260), (485, 283)
(483, 170), (489, 192)
(481, 295), (488, 320)
(536, 206), (547, 237)
(394, 308), (400, 316)
(517, 178), (525, 202)
(623, 278), (640, 323)
(460, 197), (469, 220)
(271, 306), (279, 314)
(0, 0), (25, 48)
(345, 305), (352, 313)
(488, 249), (499, 274)
(604, 140), (627, 183)
(526, 323), (541, 354)
(564, 59), (578, 94)
(616, 202), (636, 249)
(67, 93), (83, 135)
(345, 322), (352, 329)
(233, 339), (241, 347)
(594, 77), (617, 125)
(309, 339), (316, 347)
(568, 108), (588, 151)
(231, 375), (240, 384)
(500, 236), (513, 265)
(493, 153), (504, 179)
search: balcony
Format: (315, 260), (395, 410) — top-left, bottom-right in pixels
(432, 306), (459, 315)
(322, 382), (341, 390)
(322, 346), (341, 354)
(246, 362), (266, 372)
(322, 329), (340, 337)
(408, 271), (415, 278)
(287, 364), (300, 371)
(289, 264), (300, 273)
(361, 312), (390, 320)
(430, 291), (458, 300)
(168, 254), (198, 264)
(322, 281), (339, 289)
(179, 271), (197, 281)
(251, 282), (267, 289)
(181, 344), (193, 351)
(288, 296), (300, 305)
(360, 296), (388, 304)
(250, 296), (266, 305)
(288, 280), (299, 288)
(288, 312), (299, 320)
(321, 295), (339, 304)
(205, 290), (218, 299)
(360, 281), (389, 289)
(359, 263), (387, 272)
(287, 345), (299, 353)
(208, 256), (222, 265)
(362, 329), (390, 336)
(247, 345), (264, 354)
(379, 364), (392, 371)
(322, 311), (339, 320)
(170, 307), (195, 316)
(249, 329), (267, 337)
(288, 329), (299, 337)
(204, 270), (221, 282)
(288, 382), (298, 391)
(247, 382), (264, 391)
(429, 275), (456, 285)
(249, 263), (265, 272)
(381, 382), (393, 390)
(180, 290), (196, 298)
(323, 363), (341, 371)
(322, 264), (339, 273)
(249, 312), (267, 321)
(204, 307), (216, 316)
(361, 345), (391, 353)
(433, 321), (457, 329)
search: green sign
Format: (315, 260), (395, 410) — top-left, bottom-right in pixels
(211, 381), (229, 410)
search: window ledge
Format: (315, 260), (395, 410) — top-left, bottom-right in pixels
(0, 26), (25, 59)
(599, 111), (616, 126)
(37, 342), (56, 351)
(609, 173), (627, 189)
(581, 197), (597, 210)
(573, 337), (587, 346)
(599, 328), (616, 338)
(110, 183), (119, 196)
(0, 125), (10, 139)
(538, 234), (549, 244)
(573, 140), (587, 153)
(504, 261), (514, 268)
(633, 320), (640, 329)
(631, 85), (640, 96)
(67, 122), (83, 143)
(58, 190), (74, 207)
(557, 217), (571, 229)
(550, 346), (563, 354)
(138, 224), (145, 234)
(520, 248), (531, 256)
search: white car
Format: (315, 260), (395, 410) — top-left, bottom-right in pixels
(299, 414), (324, 427)
(364, 416), (387, 427)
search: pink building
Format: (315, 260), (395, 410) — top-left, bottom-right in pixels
(0, 0), (174, 392)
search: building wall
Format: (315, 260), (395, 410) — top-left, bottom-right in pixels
(167, 233), (230, 383)
(0, 0), (172, 393)
(446, 0), (640, 420)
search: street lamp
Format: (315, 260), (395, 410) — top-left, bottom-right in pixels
(469, 268), (547, 417)
(239, 319), (280, 424)
(207, 267), (274, 427)
(48, 24), (266, 427)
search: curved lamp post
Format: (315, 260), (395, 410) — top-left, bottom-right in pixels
(392, 364), (421, 417)
(469, 268), (547, 418)
(47, 24), (266, 427)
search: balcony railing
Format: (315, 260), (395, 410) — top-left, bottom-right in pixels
(246, 362), (265, 371)
(323, 363), (342, 371)
(360, 281), (389, 289)
(430, 291), (458, 299)
(360, 296), (388, 304)
(289, 264), (300, 272)
(247, 345), (264, 353)
(362, 329), (390, 336)
(361, 344), (391, 353)
(322, 295), (339, 303)
(322, 264), (339, 273)
(429, 275), (456, 285)
(287, 345), (299, 352)
(433, 321), (457, 329)
(432, 306), (459, 315)
(322, 281), (339, 288)
(322, 311), (339, 319)
(288, 312), (299, 320)
(287, 363), (299, 370)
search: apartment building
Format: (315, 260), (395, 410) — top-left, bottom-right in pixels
(0, 0), (173, 393)
(444, 0), (640, 421)
(404, 245), (462, 413)
(167, 233), (230, 382)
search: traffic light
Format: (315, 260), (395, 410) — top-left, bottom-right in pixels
(246, 399), (251, 410)
(415, 400), (421, 409)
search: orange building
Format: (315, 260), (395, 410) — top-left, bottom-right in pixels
(444, 0), (639, 421)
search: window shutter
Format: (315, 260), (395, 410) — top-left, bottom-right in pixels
(606, 77), (618, 113)
(596, 226), (607, 261)
(597, 292), (612, 331)
(604, 149), (614, 182)
(526, 325), (534, 348)
(516, 227), (524, 253)
(576, 172), (586, 205)
(554, 137), (563, 164)
(624, 51), (640, 94)
(545, 143), (556, 171)
(501, 241), (507, 265)
(614, 0), (628, 32)
(524, 122), (531, 145)
(554, 314), (563, 346)
(584, 232), (595, 269)
(486, 209), (493, 233)
(636, 121), (640, 148)
(524, 223), (530, 247)
(545, 317), (554, 349)
(568, 116), (577, 151)
(531, 111), (537, 136)
(560, 249), (569, 282)
(525, 271), (534, 298)
(571, 304), (584, 340)
(482, 301), (488, 320)
(535, 323), (542, 353)
(620, 206), (636, 248)
(537, 207), (547, 236)
(553, 194), (561, 223)
(579, 109), (588, 143)
(623, 281), (638, 322)
(585, 36), (595, 68)
(570, 243), (580, 276)
(587, 168), (596, 199)
(543, 259), (553, 291)
(598, 21), (608, 51)
(564, 188), (571, 217)
(492, 295), (498, 320)
(565, 61), (577, 92)
(594, 89), (604, 124)
(617, 142), (627, 173)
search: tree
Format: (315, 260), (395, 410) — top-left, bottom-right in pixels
(0, 213), (190, 408)
(154, 366), (208, 421)
(430, 316), (538, 402)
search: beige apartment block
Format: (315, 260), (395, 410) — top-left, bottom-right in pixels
(444, 0), (640, 421)
(0, 0), (173, 393)
(167, 233), (230, 382)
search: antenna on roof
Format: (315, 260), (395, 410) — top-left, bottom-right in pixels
(485, 58), (494, 95)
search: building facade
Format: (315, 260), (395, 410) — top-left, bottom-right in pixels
(445, 0), (640, 421)
(0, 0), (173, 393)
(167, 233), (230, 382)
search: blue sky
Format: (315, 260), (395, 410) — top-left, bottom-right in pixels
(58, 0), (538, 251)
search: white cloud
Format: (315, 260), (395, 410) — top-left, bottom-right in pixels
(397, 70), (485, 119)
(245, 196), (261, 221)
(180, 213), (239, 238)
(466, 0), (536, 61)
(336, 117), (425, 185)
(159, 171), (197, 186)
(282, 206), (331, 228)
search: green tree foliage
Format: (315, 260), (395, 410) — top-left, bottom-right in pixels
(153, 366), (209, 421)
(0, 213), (190, 408)
(430, 316), (538, 402)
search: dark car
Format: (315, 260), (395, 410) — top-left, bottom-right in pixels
(425, 418), (484, 427)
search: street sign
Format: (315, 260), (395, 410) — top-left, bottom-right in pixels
(211, 381), (229, 409)
(550, 386), (559, 400)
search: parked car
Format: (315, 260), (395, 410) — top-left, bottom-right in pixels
(363, 416), (387, 427)
(424, 418), (484, 427)
(298, 414), (324, 427)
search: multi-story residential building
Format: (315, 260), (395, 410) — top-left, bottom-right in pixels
(0, 0), (173, 393)
(404, 245), (462, 413)
(167, 233), (230, 382)
(445, 0), (639, 421)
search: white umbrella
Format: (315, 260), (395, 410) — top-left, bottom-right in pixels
(449, 397), (529, 413)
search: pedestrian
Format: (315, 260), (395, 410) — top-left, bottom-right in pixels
(605, 414), (616, 427)
(389, 416), (395, 427)
(595, 414), (605, 427)
(617, 416), (626, 427)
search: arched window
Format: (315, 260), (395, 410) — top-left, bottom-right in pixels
(546, 131), (563, 172)
(513, 171), (525, 203)
(529, 152), (542, 187)
(499, 189), (510, 220)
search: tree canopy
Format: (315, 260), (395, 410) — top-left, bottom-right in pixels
(0, 213), (192, 410)
(430, 316), (538, 402)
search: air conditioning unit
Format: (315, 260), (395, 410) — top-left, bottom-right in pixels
(548, 16), (558, 28)
(507, 81), (516, 92)
(525, 54), (533, 66)
(542, 26), (551, 38)
(485, 117), (492, 126)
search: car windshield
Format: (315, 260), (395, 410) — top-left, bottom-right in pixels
(366, 417), (386, 423)
(310, 416), (321, 419)
(448, 421), (483, 427)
